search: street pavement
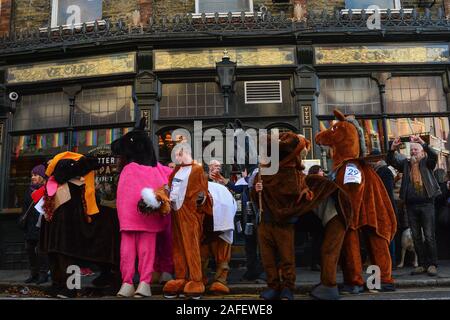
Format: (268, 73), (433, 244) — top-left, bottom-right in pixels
(1, 261), (450, 300)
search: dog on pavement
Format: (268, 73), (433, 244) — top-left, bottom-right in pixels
(397, 228), (419, 268)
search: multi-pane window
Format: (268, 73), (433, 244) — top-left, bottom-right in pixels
(385, 76), (447, 114)
(345, 0), (400, 9)
(51, 0), (103, 28)
(195, 0), (253, 14)
(74, 86), (134, 126)
(13, 92), (69, 131)
(159, 83), (224, 118)
(318, 78), (381, 115)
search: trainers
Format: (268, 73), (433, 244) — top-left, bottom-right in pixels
(24, 275), (38, 284)
(260, 288), (280, 300)
(339, 285), (364, 295)
(80, 268), (95, 277)
(427, 265), (438, 277)
(411, 266), (427, 275)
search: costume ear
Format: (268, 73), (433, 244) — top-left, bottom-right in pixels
(297, 135), (310, 151)
(304, 138), (311, 151)
(333, 109), (346, 121)
(137, 117), (146, 130)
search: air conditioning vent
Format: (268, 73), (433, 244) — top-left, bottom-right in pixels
(244, 81), (282, 104)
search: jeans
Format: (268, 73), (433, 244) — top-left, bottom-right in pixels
(406, 203), (438, 268)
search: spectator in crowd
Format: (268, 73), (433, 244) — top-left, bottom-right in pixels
(22, 165), (49, 284)
(387, 135), (441, 276)
(369, 149), (398, 267)
(211, 163), (265, 282)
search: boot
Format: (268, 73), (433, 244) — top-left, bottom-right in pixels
(310, 284), (340, 300)
(134, 282), (152, 298)
(24, 275), (38, 284)
(36, 273), (49, 285)
(209, 281), (230, 294)
(183, 281), (205, 299)
(163, 279), (186, 299)
(117, 283), (135, 297)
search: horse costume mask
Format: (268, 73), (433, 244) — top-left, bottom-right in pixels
(315, 110), (366, 169)
(111, 117), (157, 167)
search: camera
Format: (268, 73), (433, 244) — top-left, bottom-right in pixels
(8, 92), (19, 101)
(399, 136), (411, 143)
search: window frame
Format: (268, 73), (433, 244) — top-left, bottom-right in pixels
(50, 0), (103, 29)
(341, 0), (413, 14)
(194, 0), (254, 18)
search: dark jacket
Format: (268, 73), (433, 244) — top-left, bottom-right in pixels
(387, 143), (441, 203)
(23, 189), (41, 241)
(375, 164), (397, 214)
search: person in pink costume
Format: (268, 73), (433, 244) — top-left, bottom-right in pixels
(111, 118), (173, 298)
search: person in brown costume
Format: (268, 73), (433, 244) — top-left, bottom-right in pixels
(252, 132), (353, 300)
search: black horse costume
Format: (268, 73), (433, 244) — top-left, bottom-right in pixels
(39, 152), (120, 298)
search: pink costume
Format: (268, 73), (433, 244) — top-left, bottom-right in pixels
(117, 162), (173, 284)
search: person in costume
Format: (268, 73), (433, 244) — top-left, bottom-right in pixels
(111, 118), (173, 298)
(163, 143), (213, 299)
(201, 160), (237, 295)
(316, 110), (397, 294)
(39, 152), (103, 298)
(251, 131), (354, 300)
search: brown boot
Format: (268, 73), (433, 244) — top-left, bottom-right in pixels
(163, 279), (186, 299)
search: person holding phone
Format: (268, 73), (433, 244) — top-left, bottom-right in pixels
(387, 135), (441, 276)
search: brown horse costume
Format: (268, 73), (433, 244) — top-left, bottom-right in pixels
(251, 132), (353, 300)
(315, 110), (397, 293)
(162, 161), (213, 298)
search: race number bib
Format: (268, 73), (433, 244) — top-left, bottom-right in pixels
(343, 163), (362, 184)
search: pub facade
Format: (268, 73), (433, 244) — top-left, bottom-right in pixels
(0, 0), (450, 268)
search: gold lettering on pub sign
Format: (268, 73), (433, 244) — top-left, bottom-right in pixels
(154, 47), (296, 70)
(302, 105), (312, 126)
(7, 52), (136, 84)
(315, 45), (449, 65)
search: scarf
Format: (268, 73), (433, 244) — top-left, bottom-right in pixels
(410, 154), (424, 194)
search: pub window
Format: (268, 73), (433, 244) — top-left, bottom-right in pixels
(345, 0), (401, 9)
(8, 132), (69, 209)
(318, 78), (381, 116)
(13, 91), (69, 132)
(51, 0), (103, 28)
(159, 83), (224, 118)
(195, 0), (254, 14)
(387, 117), (449, 170)
(385, 76), (447, 114)
(74, 86), (135, 126)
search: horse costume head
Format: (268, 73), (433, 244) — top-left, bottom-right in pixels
(277, 132), (310, 170)
(315, 110), (366, 169)
(111, 117), (157, 168)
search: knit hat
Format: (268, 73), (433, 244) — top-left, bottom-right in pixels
(31, 164), (46, 179)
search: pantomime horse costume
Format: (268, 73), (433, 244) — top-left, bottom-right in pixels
(250, 130), (351, 300)
(316, 110), (397, 294)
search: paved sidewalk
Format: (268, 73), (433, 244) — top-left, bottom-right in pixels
(1, 260), (450, 296)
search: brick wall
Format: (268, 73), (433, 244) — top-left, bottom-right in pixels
(12, 0), (141, 32)
(0, 0), (12, 36)
(308, 0), (445, 14)
(10, 0), (448, 32)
